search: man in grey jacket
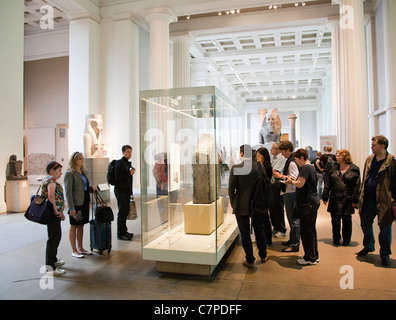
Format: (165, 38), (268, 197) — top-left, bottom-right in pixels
(228, 144), (268, 268)
(358, 135), (396, 266)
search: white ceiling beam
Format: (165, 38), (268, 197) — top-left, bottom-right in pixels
(170, 3), (339, 34)
(229, 72), (327, 83)
(236, 82), (322, 91)
(206, 42), (331, 59)
(221, 60), (330, 73)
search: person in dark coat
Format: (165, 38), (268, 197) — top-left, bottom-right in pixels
(358, 135), (396, 266)
(256, 147), (273, 245)
(114, 145), (135, 240)
(322, 149), (360, 246)
(229, 144), (268, 268)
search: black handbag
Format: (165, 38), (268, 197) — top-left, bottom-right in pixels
(24, 184), (55, 225)
(94, 191), (114, 223)
(293, 202), (312, 219)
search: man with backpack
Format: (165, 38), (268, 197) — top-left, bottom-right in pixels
(109, 145), (135, 240)
(228, 144), (269, 268)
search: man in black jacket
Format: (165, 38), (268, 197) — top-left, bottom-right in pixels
(228, 144), (268, 268)
(114, 145), (136, 240)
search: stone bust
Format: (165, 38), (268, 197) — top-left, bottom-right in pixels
(258, 108), (282, 144)
(84, 114), (104, 158)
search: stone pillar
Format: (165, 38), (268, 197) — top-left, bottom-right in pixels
(327, 18), (342, 146)
(172, 34), (191, 88)
(288, 114), (298, 149)
(333, 0), (370, 168)
(145, 9), (177, 89)
(101, 13), (140, 188)
(191, 58), (208, 87)
(69, 17), (101, 154)
(0, 1), (24, 213)
(383, 0), (396, 154)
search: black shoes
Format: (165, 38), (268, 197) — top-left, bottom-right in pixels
(118, 232), (134, 241)
(381, 257), (390, 266)
(356, 247), (374, 257)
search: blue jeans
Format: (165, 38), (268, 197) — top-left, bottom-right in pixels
(283, 192), (300, 248)
(360, 197), (392, 258)
(236, 214), (267, 263)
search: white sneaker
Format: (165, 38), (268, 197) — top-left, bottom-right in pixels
(54, 259), (65, 267)
(297, 257), (317, 265)
(47, 267), (66, 276)
(274, 232), (286, 238)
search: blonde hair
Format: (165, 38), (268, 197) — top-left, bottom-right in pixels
(69, 151), (86, 173)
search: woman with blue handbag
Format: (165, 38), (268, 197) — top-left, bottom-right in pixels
(41, 161), (66, 276)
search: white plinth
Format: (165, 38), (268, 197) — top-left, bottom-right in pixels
(5, 180), (30, 213)
(84, 158), (110, 201)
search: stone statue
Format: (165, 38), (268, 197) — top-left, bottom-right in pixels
(6, 155), (27, 180)
(84, 114), (104, 158)
(192, 133), (220, 204)
(259, 108), (282, 144)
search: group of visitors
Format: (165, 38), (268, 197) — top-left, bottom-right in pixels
(39, 134), (395, 276)
(229, 135), (396, 268)
(41, 145), (136, 276)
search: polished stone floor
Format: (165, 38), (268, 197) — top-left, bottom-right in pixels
(0, 190), (395, 300)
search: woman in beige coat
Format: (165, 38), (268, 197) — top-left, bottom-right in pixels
(64, 152), (94, 258)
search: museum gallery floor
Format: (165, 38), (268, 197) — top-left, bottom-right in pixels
(0, 189), (395, 300)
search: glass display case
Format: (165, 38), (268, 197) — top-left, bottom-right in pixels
(139, 86), (243, 275)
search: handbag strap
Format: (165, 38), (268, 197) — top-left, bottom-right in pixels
(94, 190), (107, 207)
(35, 181), (44, 196)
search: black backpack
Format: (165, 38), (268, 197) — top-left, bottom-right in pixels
(252, 163), (272, 214)
(107, 159), (117, 185)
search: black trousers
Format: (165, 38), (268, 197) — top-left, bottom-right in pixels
(269, 182), (286, 233)
(236, 214), (267, 263)
(300, 200), (320, 262)
(115, 191), (129, 237)
(46, 217), (62, 269)
(331, 213), (352, 244)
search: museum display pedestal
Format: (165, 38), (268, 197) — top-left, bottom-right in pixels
(85, 158), (110, 201)
(140, 86), (242, 276)
(5, 180), (30, 213)
(156, 261), (217, 276)
(184, 197), (224, 235)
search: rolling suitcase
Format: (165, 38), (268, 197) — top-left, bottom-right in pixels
(89, 219), (112, 255)
(89, 192), (112, 255)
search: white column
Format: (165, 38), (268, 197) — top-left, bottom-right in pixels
(327, 19), (343, 147)
(334, 0), (370, 168)
(288, 114), (298, 149)
(145, 9), (177, 89)
(383, 0), (396, 154)
(191, 58), (209, 87)
(0, 0), (24, 213)
(101, 14), (140, 186)
(172, 34), (191, 88)
(69, 17), (101, 154)
(365, 13), (376, 141)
